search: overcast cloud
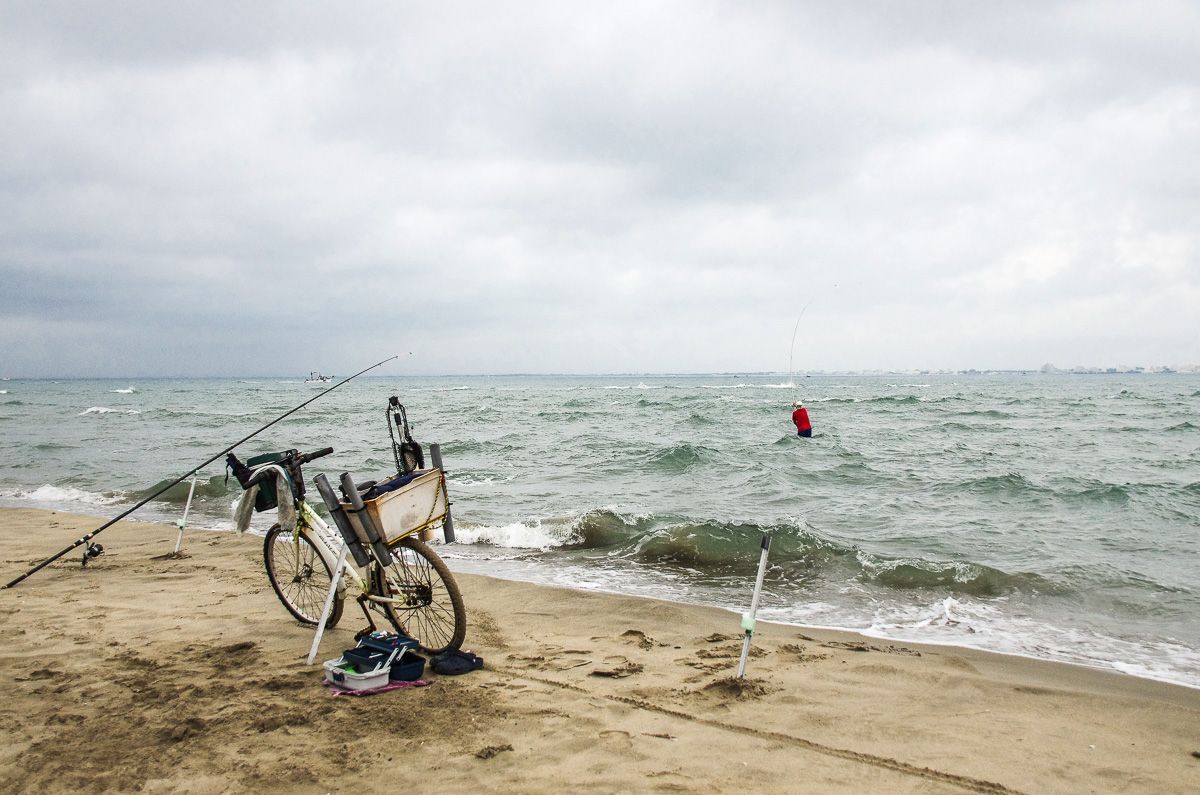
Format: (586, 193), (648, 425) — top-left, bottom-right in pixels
(1, 1), (1197, 376)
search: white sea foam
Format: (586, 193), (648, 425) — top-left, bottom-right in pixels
(110, 387), (137, 394)
(450, 520), (567, 549)
(452, 474), (516, 485)
(78, 406), (140, 415)
(0, 389), (7, 394)
(14, 484), (123, 507)
(840, 596), (1200, 689)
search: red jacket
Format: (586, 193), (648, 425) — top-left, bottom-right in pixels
(792, 407), (811, 432)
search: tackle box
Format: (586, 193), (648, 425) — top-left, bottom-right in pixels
(390, 656), (426, 681)
(323, 657), (390, 691)
(342, 646), (392, 673)
(346, 632), (426, 681)
(357, 631), (421, 655)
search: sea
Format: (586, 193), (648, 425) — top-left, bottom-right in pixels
(1, 373), (1198, 688)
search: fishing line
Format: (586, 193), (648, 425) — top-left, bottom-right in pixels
(3, 355), (399, 589)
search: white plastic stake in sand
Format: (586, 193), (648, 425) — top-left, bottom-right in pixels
(737, 533), (771, 679)
(307, 539), (350, 666)
(173, 476), (198, 554)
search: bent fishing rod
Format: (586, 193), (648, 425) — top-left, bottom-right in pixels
(787, 301), (811, 386)
(3, 355), (398, 589)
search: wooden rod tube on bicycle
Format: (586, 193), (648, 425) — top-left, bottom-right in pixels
(339, 472), (393, 566)
(429, 443), (455, 543)
(313, 474), (372, 569)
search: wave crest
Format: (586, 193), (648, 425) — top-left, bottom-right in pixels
(646, 444), (715, 472)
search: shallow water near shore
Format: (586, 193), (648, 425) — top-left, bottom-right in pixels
(2, 372), (1198, 686)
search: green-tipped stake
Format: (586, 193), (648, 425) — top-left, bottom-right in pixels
(172, 476), (198, 555)
(736, 533), (772, 679)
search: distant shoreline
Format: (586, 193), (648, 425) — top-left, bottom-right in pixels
(3, 369), (1197, 380)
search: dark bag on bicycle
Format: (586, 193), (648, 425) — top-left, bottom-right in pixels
(227, 451), (293, 513)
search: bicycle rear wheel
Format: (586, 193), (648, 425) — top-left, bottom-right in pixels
(376, 536), (466, 654)
(263, 523), (343, 627)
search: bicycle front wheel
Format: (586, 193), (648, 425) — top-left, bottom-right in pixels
(263, 523), (343, 627)
(377, 536), (466, 654)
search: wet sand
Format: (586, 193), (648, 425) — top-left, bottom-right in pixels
(1, 507), (1198, 793)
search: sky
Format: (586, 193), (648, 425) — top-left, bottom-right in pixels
(1, 1), (1197, 377)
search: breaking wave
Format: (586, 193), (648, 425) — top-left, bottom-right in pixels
(458, 509), (1049, 598)
(78, 406), (141, 416)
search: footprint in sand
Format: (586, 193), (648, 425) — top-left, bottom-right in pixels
(475, 744), (513, 760)
(679, 659), (728, 674)
(696, 643), (764, 660)
(701, 676), (771, 700)
(506, 646), (592, 672)
(778, 643), (830, 663)
(590, 656), (643, 678)
(598, 729), (634, 750)
(622, 630), (654, 649)
(511, 644), (596, 672)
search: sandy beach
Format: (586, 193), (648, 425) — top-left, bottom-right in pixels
(1, 507), (1197, 794)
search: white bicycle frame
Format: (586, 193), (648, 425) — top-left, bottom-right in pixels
(293, 501), (366, 597)
(291, 500), (414, 610)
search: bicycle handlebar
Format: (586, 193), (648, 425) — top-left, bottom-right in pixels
(228, 447), (335, 499)
(244, 467), (277, 487)
(299, 447), (334, 465)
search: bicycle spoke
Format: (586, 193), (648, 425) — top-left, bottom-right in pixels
(264, 524), (341, 627)
(377, 536), (465, 653)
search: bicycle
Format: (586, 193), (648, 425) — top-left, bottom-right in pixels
(226, 447), (467, 654)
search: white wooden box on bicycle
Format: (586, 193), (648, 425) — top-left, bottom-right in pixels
(342, 469), (448, 544)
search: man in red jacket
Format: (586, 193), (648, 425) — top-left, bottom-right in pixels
(792, 401), (812, 437)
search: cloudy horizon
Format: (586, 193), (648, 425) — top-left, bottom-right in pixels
(2, 1), (1197, 378)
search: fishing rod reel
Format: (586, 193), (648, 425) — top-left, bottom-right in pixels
(80, 543), (104, 568)
(387, 396), (425, 475)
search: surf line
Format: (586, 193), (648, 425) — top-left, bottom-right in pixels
(787, 301), (811, 387)
(3, 355), (399, 589)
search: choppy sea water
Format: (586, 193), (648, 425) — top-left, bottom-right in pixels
(1, 373), (1197, 687)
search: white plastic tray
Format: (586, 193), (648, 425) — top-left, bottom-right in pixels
(323, 656), (390, 691)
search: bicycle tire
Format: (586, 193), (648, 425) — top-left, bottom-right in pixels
(376, 535), (466, 654)
(263, 523), (344, 627)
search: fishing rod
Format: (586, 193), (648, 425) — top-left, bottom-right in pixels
(3, 354), (399, 589)
(787, 301), (811, 386)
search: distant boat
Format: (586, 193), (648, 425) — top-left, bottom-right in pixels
(304, 372), (334, 387)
